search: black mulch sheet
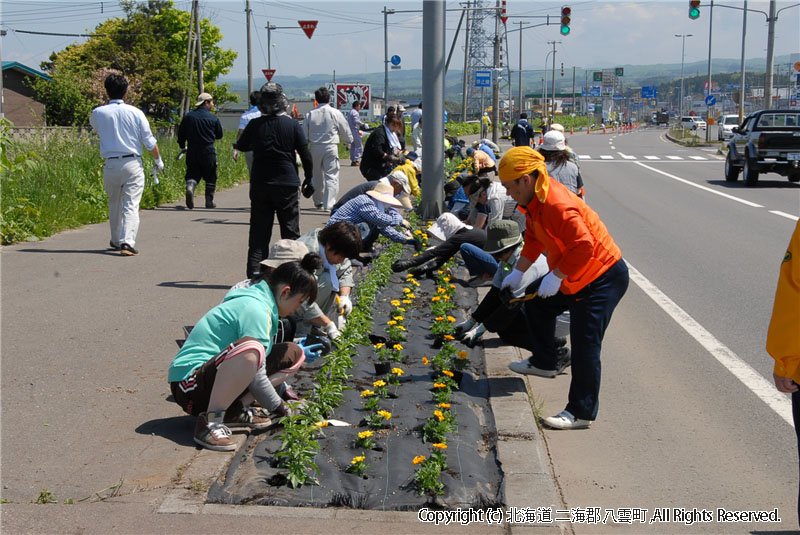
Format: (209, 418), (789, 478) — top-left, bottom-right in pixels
(207, 262), (505, 510)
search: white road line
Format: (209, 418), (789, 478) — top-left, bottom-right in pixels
(666, 155), (683, 160)
(600, 155), (614, 160)
(635, 161), (764, 208)
(610, 146), (616, 149)
(618, 153), (637, 160)
(770, 211), (800, 221)
(578, 155), (591, 159)
(689, 155), (708, 160)
(627, 262), (793, 427)
(644, 156), (660, 160)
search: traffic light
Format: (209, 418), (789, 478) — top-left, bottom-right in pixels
(560, 6), (571, 35)
(689, 0), (700, 19)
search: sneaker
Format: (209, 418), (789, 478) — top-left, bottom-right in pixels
(508, 355), (570, 378)
(223, 406), (273, 430)
(542, 410), (591, 430)
(194, 411), (236, 451)
(109, 241), (120, 251)
(119, 243), (139, 256)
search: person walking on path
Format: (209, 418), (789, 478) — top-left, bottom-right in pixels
(767, 220), (800, 524)
(233, 91), (261, 174)
(305, 87), (353, 210)
(410, 102), (422, 129)
(347, 100), (368, 167)
(168, 256), (321, 451)
(90, 73), (163, 257)
(178, 92), (224, 209)
(499, 146), (629, 430)
(235, 83), (314, 279)
(510, 113), (535, 147)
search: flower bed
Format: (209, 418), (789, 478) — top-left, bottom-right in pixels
(208, 238), (504, 510)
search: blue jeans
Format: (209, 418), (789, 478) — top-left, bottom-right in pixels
(459, 243), (498, 277)
(522, 258), (629, 420)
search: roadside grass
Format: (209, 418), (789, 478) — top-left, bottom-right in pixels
(1, 126), (249, 245)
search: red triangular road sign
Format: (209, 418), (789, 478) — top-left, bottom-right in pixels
(298, 20), (318, 39)
(262, 69), (276, 82)
(500, 16), (508, 25)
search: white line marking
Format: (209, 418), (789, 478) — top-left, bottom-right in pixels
(627, 262), (793, 427)
(618, 152), (637, 160)
(689, 155), (708, 160)
(635, 161), (764, 207)
(770, 211), (799, 221)
(578, 155), (591, 159)
(644, 156), (660, 160)
(610, 146), (616, 149)
(600, 155), (614, 160)
(666, 155), (683, 160)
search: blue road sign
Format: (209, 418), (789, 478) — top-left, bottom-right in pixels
(391, 55), (401, 66)
(475, 70), (492, 87)
(641, 86), (657, 99)
(705, 95), (717, 106)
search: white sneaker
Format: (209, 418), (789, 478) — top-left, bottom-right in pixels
(542, 410), (591, 430)
(508, 359), (560, 377)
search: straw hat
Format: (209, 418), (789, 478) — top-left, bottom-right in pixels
(366, 181), (403, 208)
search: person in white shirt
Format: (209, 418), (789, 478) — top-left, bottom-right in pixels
(412, 117), (423, 155)
(90, 73), (163, 256)
(233, 91), (261, 174)
(346, 100), (368, 167)
(304, 87), (354, 210)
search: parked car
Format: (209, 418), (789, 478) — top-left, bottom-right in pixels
(680, 116), (706, 130)
(724, 109), (800, 186)
(717, 114), (740, 141)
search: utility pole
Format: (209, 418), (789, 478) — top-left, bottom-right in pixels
(764, 0), (777, 109)
(491, 0), (501, 142)
(571, 66), (576, 119)
(383, 7), (393, 109)
(549, 41), (558, 124)
(180, 3), (196, 118)
(705, 0), (713, 142)
(0, 30), (6, 120)
(461, 1), (471, 122)
(194, 0), (204, 94)
(517, 21), (523, 122)
(246, 0), (253, 95)
(420, 0), (445, 220)
(738, 0), (747, 121)
(266, 21), (273, 69)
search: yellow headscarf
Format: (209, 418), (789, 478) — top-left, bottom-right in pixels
(498, 146), (550, 203)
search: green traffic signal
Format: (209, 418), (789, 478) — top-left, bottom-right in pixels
(689, 7), (700, 18)
(560, 25), (570, 35)
(560, 6), (571, 36)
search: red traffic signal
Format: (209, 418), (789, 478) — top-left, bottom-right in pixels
(560, 6), (571, 35)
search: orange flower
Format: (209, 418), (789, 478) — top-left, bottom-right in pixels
(433, 410), (445, 421)
(441, 370), (454, 377)
(422, 356), (430, 365)
(433, 383), (446, 389)
(432, 443), (448, 450)
(438, 402), (451, 409)
(444, 335), (455, 340)
(457, 350), (468, 359)
(413, 455), (426, 465)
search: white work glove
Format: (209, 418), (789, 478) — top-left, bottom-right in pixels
(323, 321), (341, 340)
(338, 295), (353, 316)
(538, 271), (563, 298)
(500, 268), (525, 294)
(336, 314), (347, 330)
(462, 323), (486, 347)
(154, 157), (165, 172)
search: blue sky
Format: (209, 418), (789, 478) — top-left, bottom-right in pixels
(2, 1), (798, 79)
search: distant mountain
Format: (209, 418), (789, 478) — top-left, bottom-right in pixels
(223, 53), (799, 102)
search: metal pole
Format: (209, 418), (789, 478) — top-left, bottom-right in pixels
(550, 41), (557, 124)
(267, 21), (271, 70)
(384, 7), (389, 109)
(739, 0), (747, 121)
(572, 65), (576, 119)
(246, 0), (253, 95)
(0, 30), (5, 120)
(491, 0), (501, 143)
(445, 6), (466, 74)
(195, 0), (204, 94)
(764, 0), (777, 109)
(705, 0), (713, 142)
(518, 21), (523, 123)
(181, 3), (196, 117)
(421, 0), (445, 220)
(461, 1), (470, 122)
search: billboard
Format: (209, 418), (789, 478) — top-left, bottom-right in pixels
(325, 83), (372, 120)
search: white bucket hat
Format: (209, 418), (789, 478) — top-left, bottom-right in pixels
(387, 170), (411, 194)
(427, 213), (471, 242)
(259, 239), (309, 269)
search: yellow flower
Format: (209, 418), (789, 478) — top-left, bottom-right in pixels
(443, 277), (450, 282)
(413, 455), (426, 465)
(446, 315), (456, 323)
(402, 299), (412, 304)
(432, 443), (448, 450)
(437, 287), (446, 294)
(374, 342), (385, 349)
(393, 343), (404, 351)
(315, 420), (329, 428)
(358, 430), (374, 439)
(438, 402), (451, 409)
(431, 296), (441, 302)
(449, 284), (456, 289)
(397, 307), (406, 312)
(444, 335), (455, 340)
(435, 316), (444, 322)
(407, 294), (416, 298)
(413, 281), (420, 287)
(387, 320), (397, 326)
(441, 370), (454, 377)
(361, 390), (374, 397)
(433, 382), (446, 389)
(373, 380), (387, 388)
(393, 315), (404, 321)
(442, 295), (451, 301)
(457, 351), (468, 359)
(422, 356), (429, 365)
(377, 410), (392, 420)
(437, 270), (444, 275)
(422, 234), (429, 241)
(351, 455), (366, 464)
(403, 288), (412, 293)
(414, 229), (422, 235)
(391, 367), (405, 376)
(433, 410), (445, 421)
(390, 299), (401, 306)
(397, 325), (407, 331)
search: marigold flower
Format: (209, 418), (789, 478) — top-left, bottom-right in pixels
(449, 284), (456, 289)
(413, 455), (426, 465)
(433, 383), (446, 389)
(442, 295), (451, 301)
(373, 380), (386, 388)
(446, 315), (456, 323)
(444, 335), (455, 340)
(438, 402), (451, 409)
(351, 455), (366, 464)
(402, 299), (412, 304)
(433, 410), (445, 421)
(414, 229), (422, 235)
(358, 430), (374, 439)
(390, 300), (401, 307)
(403, 288), (412, 293)
(432, 443), (448, 450)
(431, 296), (441, 302)
(391, 367), (405, 376)
(443, 277), (451, 282)
(374, 342), (385, 349)
(387, 320), (397, 326)
(435, 316), (444, 322)
(361, 390), (374, 397)
(315, 420), (329, 428)
(437, 287), (446, 294)
(397, 325), (407, 331)
(393, 315), (404, 321)
(413, 281), (420, 287)
(441, 370), (454, 377)
(393, 343), (404, 351)
(422, 234), (429, 241)
(457, 350), (468, 359)
(377, 410), (392, 420)
(437, 270), (444, 275)
(407, 294), (416, 298)
(422, 356), (429, 365)
(397, 307), (406, 312)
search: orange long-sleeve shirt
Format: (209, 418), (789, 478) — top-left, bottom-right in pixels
(768, 220), (800, 383)
(518, 177), (621, 295)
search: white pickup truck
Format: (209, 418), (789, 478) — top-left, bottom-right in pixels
(724, 110), (800, 186)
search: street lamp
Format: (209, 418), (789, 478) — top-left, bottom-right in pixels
(383, 7), (395, 109)
(675, 33), (693, 124)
